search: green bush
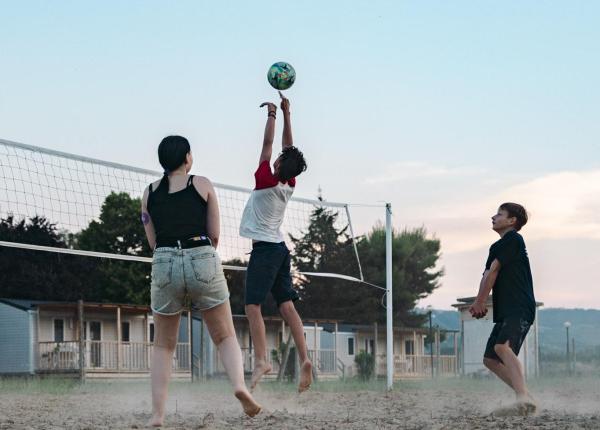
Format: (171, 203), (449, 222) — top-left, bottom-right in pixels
(271, 342), (295, 382)
(354, 351), (375, 380)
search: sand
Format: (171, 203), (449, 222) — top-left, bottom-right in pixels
(1, 377), (599, 429)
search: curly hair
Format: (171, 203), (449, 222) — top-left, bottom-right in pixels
(277, 146), (307, 181)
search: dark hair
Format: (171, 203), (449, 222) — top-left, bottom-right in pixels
(499, 202), (528, 231)
(158, 135), (190, 179)
(277, 146), (307, 181)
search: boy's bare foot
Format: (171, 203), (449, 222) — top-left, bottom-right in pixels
(298, 360), (312, 393)
(147, 413), (164, 427)
(250, 361), (272, 391)
(235, 389), (262, 417)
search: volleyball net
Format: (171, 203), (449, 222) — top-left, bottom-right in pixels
(0, 138), (374, 282)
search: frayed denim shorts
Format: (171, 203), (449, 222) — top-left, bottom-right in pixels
(150, 246), (229, 315)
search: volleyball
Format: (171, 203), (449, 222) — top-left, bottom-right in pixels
(267, 62), (296, 90)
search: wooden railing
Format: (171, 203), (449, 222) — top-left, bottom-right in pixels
(308, 349), (337, 374)
(38, 341), (190, 372)
(377, 354), (458, 377)
(239, 348), (278, 374)
(237, 348), (338, 375)
(38, 341), (80, 370)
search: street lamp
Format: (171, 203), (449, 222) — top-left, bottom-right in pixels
(564, 321), (571, 375)
(426, 305), (434, 379)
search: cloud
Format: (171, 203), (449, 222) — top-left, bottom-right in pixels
(364, 161), (487, 184)
(423, 169), (600, 253)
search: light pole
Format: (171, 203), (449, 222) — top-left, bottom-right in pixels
(564, 321), (571, 375)
(427, 305), (434, 379)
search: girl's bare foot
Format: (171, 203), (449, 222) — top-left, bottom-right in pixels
(147, 413), (164, 427)
(235, 389), (262, 417)
(298, 360), (313, 393)
(516, 393), (538, 415)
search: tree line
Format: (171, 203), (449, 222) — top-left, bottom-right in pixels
(0, 192), (443, 326)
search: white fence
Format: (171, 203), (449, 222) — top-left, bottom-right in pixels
(38, 341), (190, 372)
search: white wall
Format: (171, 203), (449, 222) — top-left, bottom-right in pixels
(302, 326), (323, 351)
(38, 311), (149, 343)
(38, 311), (77, 342)
(337, 332), (359, 366)
(460, 307), (538, 377)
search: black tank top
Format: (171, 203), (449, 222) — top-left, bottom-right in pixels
(147, 175), (209, 243)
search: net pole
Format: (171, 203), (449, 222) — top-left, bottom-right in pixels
(385, 203), (393, 390)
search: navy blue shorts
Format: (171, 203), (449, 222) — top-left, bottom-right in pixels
(484, 316), (532, 362)
(245, 241), (299, 306)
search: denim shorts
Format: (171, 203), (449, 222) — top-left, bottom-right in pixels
(245, 241), (299, 306)
(150, 246), (230, 315)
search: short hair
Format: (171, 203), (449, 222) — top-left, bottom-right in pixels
(499, 202), (528, 231)
(278, 146), (307, 181)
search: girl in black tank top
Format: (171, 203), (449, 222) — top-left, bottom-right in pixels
(141, 135), (261, 425)
(147, 175), (208, 245)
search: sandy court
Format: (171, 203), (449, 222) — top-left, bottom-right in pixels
(1, 377), (599, 429)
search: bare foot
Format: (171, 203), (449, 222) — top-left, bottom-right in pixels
(517, 393), (538, 415)
(492, 403), (525, 417)
(298, 360), (312, 393)
(147, 413), (164, 427)
(235, 389), (262, 417)
(250, 361), (272, 391)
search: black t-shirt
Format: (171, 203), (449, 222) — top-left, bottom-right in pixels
(485, 230), (535, 323)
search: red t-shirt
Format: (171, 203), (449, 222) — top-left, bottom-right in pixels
(255, 161), (296, 190)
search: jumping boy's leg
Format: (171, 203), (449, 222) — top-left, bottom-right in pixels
(279, 301), (312, 392)
(245, 304), (272, 389)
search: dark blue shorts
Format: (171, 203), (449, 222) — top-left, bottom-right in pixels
(484, 316), (532, 362)
(245, 241), (299, 306)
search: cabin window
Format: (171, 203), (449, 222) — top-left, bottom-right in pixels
(121, 321), (130, 342)
(149, 323), (155, 342)
(405, 340), (414, 355)
(347, 337), (355, 355)
(53, 319), (64, 342)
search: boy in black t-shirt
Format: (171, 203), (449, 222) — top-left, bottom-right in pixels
(469, 202), (537, 414)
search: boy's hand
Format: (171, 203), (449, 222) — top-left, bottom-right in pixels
(469, 301), (488, 319)
(260, 102), (277, 115)
(279, 91), (290, 114)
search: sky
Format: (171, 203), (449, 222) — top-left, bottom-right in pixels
(1, 1), (599, 309)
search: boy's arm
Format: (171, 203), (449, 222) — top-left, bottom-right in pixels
(259, 102), (277, 163)
(469, 259), (501, 318)
(279, 91), (293, 149)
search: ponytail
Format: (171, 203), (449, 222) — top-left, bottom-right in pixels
(158, 136), (190, 188)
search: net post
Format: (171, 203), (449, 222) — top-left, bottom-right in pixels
(78, 300), (86, 383)
(385, 203), (393, 390)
